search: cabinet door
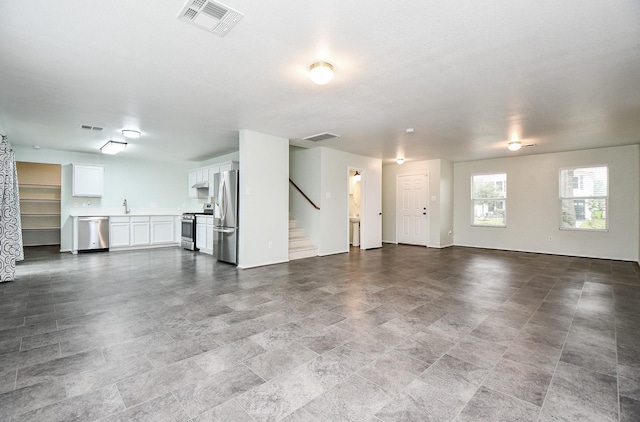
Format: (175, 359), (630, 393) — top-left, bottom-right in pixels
(206, 222), (214, 253)
(130, 217), (150, 246)
(110, 223), (130, 247)
(196, 223), (207, 250)
(72, 164), (104, 197)
(188, 171), (197, 199)
(151, 218), (174, 244)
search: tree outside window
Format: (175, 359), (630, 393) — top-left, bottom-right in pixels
(560, 166), (608, 230)
(472, 173), (506, 227)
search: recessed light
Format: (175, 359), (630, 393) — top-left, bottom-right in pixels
(122, 130), (141, 139)
(405, 128), (414, 134)
(396, 157), (405, 164)
(33, 145), (40, 150)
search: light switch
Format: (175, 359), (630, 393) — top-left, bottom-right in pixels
(431, 195), (437, 202)
(326, 192), (331, 199)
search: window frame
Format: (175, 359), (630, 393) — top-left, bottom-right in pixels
(470, 172), (507, 228)
(559, 165), (609, 232)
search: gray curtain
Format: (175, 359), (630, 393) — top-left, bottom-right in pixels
(0, 137), (23, 282)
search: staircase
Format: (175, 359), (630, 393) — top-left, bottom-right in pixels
(289, 219), (317, 261)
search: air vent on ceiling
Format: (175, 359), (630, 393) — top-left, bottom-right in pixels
(303, 132), (341, 142)
(81, 125), (103, 131)
(177, 0), (244, 37)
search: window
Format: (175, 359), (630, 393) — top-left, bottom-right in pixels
(472, 173), (506, 227)
(559, 166), (608, 230)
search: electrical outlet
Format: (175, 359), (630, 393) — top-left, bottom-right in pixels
(448, 230), (452, 236)
(548, 236), (553, 241)
(268, 241), (272, 249)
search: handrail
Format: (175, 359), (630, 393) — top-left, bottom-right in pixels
(289, 179), (320, 210)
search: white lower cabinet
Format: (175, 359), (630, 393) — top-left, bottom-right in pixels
(130, 217), (150, 246)
(150, 216), (175, 244)
(196, 215), (214, 254)
(109, 216), (130, 248)
(108, 215), (178, 250)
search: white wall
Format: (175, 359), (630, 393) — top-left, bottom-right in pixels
(199, 151), (239, 167)
(382, 159), (453, 248)
(454, 145), (640, 261)
(439, 159), (454, 247)
(319, 148), (382, 255)
(13, 146), (196, 251)
(238, 130), (289, 268)
(289, 146), (321, 249)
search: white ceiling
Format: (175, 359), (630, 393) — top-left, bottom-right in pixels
(1, 0), (639, 164)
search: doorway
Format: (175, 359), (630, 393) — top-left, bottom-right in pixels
(396, 173), (429, 246)
(348, 168), (364, 250)
(16, 162), (62, 248)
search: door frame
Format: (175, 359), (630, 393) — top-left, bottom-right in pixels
(348, 166), (366, 251)
(395, 172), (429, 247)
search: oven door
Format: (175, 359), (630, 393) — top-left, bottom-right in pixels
(181, 218), (197, 250)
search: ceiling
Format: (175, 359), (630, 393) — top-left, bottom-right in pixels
(1, 1), (639, 164)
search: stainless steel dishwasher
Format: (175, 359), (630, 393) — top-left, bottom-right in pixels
(77, 216), (109, 251)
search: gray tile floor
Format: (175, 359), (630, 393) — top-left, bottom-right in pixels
(1, 244), (640, 421)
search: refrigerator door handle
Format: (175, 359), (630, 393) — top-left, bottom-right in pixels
(213, 227), (235, 234)
(220, 179), (227, 221)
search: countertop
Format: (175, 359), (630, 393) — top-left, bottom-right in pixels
(69, 208), (198, 217)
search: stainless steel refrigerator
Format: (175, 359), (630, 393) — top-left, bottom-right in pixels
(213, 169), (239, 264)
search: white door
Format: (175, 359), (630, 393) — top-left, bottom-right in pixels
(396, 174), (428, 246)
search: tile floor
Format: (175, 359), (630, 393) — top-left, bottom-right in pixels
(1, 244), (639, 421)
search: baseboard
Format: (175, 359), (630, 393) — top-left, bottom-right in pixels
(238, 259), (289, 269)
(382, 239), (397, 244)
(454, 242), (637, 262)
(425, 243), (454, 249)
(318, 249), (349, 257)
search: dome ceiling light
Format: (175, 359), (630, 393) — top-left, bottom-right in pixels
(309, 61), (334, 85)
(508, 133), (522, 151)
(122, 130), (141, 139)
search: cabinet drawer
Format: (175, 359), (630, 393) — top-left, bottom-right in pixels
(150, 216), (174, 222)
(130, 216), (150, 223)
(110, 216), (130, 223)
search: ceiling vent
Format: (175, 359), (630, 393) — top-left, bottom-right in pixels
(81, 125), (103, 131)
(177, 0), (243, 37)
(303, 132), (341, 142)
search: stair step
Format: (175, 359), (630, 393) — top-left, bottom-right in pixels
(289, 236), (311, 248)
(289, 245), (317, 261)
(289, 220), (296, 229)
(289, 228), (305, 239)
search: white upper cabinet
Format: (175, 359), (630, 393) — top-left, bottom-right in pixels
(72, 164), (104, 197)
(188, 161), (238, 200)
(188, 171), (198, 199)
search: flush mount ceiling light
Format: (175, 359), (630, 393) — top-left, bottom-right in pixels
(309, 61), (334, 85)
(122, 130), (141, 139)
(396, 157), (405, 164)
(101, 140), (127, 155)
(507, 133), (522, 151)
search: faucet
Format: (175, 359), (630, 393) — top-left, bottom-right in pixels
(123, 199), (130, 214)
